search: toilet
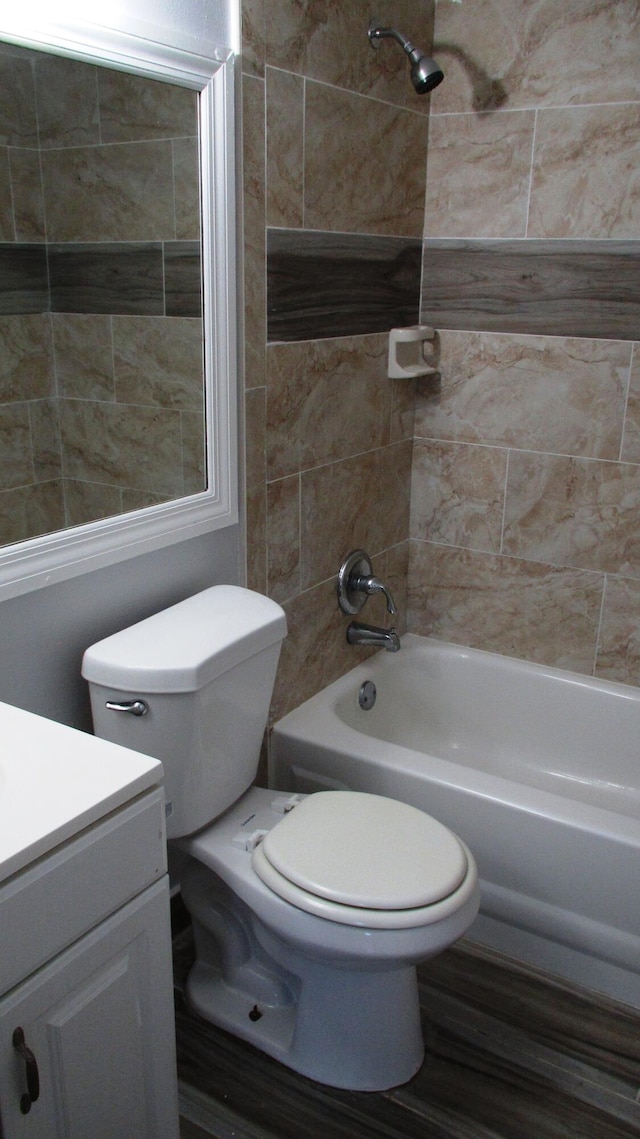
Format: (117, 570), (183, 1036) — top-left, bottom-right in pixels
(82, 585), (479, 1091)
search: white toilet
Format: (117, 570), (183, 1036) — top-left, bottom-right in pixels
(82, 585), (479, 1091)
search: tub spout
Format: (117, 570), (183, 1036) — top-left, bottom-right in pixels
(347, 621), (401, 652)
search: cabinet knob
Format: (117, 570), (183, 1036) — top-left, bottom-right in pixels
(13, 1026), (40, 1114)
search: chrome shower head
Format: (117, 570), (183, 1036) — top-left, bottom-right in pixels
(368, 20), (444, 94)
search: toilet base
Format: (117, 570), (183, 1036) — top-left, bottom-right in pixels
(182, 861), (425, 1090)
(186, 948), (424, 1091)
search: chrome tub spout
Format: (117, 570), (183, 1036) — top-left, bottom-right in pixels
(346, 621), (401, 653)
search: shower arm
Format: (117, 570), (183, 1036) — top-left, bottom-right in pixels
(368, 24), (423, 64)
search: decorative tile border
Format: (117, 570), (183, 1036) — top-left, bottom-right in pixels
(0, 242), (202, 318)
(420, 240), (640, 340)
(267, 229), (422, 342)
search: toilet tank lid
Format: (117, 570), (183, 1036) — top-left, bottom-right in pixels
(81, 586), (287, 693)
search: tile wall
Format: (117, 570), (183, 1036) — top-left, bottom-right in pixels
(0, 44), (204, 545)
(412, 0), (640, 684)
(243, 1), (442, 722)
(243, 0), (640, 730)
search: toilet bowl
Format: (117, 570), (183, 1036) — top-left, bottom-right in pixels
(82, 585), (480, 1091)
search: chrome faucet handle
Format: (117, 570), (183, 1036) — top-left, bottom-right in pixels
(337, 550), (397, 616)
(350, 574), (397, 615)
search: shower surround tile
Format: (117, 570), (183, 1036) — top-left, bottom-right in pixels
(96, 69), (197, 144)
(266, 334), (392, 481)
(267, 230), (422, 341)
(410, 439), (507, 553)
(596, 577), (640, 687)
(0, 315), (54, 402)
(423, 111), (535, 238)
(432, 0), (640, 114)
(503, 453), (640, 578)
(419, 242), (640, 341)
(266, 68), (304, 228)
(243, 74), (266, 386)
(264, 0), (435, 113)
(621, 346), (640, 463)
(113, 316), (204, 410)
(0, 245), (48, 314)
(408, 540), (603, 673)
(41, 141), (176, 242)
(48, 244), (165, 315)
(0, 481), (65, 546)
(300, 441), (412, 591)
(304, 81), (428, 236)
(528, 105), (640, 240)
(51, 314), (115, 401)
(414, 331), (631, 460)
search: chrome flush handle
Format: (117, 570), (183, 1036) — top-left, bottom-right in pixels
(104, 699), (149, 716)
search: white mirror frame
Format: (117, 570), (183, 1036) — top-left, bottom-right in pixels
(0, 16), (238, 601)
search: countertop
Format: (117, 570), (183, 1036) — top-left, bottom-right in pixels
(0, 700), (163, 884)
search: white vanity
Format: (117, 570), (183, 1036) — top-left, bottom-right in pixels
(0, 701), (179, 1137)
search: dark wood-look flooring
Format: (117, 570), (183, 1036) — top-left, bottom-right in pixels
(174, 925), (640, 1139)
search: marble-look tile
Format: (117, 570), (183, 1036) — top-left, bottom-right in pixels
(0, 315), (54, 402)
(242, 75), (266, 386)
(408, 540), (603, 673)
(244, 385), (266, 492)
(424, 111), (535, 238)
(266, 68), (304, 228)
(51, 314), (115, 401)
(63, 479), (122, 528)
(433, 0), (640, 114)
(266, 474), (301, 603)
(0, 481), (65, 546)
(0, 53), (38, 147)
(620, 346), (640, 463)
(265, 0), (435, 115)
(172, 137), (201, 241)
(242, 0), (266, 78)
(96, 69), (197, 144)
(48, 244), (164, 316)
(529, 106), (640, 240)
(596, 576), (640, 688)
(414, 331), (631, 460)
(58, 399), (183, 496)
(9, 149), (45, 242)
(30, 399), (61, 481)
(245, 481), (267, 594)
(410, 439), (507, 553)
(180, 410), (206, 495)
(271, 578), (386, 722)
(0, 150), (13, 240)
(41, 141), (176, 242)
(113, 316), (204, 410)
(300, 442), (412, 591)
(503, 453), (640, 578)
(0, 401), (33, 489)
(267, 230), (422, 342)
(304, 82), (428, 237)
(34, 54), (99, 148)
(266, 334), (390, 481)
(419, 241), (640, 342)
(0, 245), (48, 314)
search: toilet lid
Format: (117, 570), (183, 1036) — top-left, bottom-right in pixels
(256, 791), (467, 911)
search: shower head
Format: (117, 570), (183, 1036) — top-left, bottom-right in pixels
(368, 20), (444, 94)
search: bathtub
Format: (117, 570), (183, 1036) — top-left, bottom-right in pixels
(271, 635), (640, 1008)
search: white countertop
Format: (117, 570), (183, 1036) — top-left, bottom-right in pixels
(0, 700), (163, 883)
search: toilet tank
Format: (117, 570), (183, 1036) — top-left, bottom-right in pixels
(81, 586), (287, 839)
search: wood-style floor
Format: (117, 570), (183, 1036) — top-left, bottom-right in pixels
(174, 926), (640, 1139)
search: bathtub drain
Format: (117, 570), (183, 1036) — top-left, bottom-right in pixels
(358, 680), (377, 710)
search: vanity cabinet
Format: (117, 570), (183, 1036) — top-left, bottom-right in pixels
(0, 705), (180, 1139)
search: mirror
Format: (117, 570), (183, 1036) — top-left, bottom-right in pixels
(0, 17), (237, 600)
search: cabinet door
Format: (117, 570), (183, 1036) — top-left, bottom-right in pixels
(0, 878), (178, 1139)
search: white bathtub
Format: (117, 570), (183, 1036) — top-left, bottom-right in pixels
(271, 635), (640, 1008)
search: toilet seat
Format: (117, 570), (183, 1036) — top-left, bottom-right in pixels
(252, 791), (470, 929)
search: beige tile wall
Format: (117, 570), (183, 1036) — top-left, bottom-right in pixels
(242, 1), (436, 721)
(412, 0), (640, 684)
(243, 0), (640, 726)
(0, 45), (204, 545)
